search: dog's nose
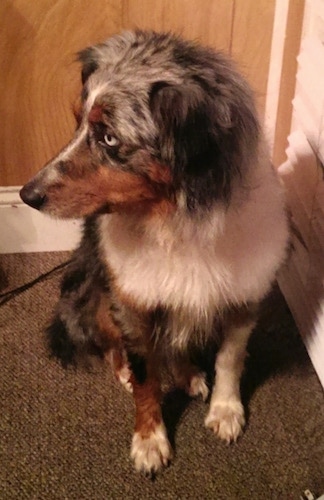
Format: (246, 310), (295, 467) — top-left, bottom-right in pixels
(20, 183), (46, 210)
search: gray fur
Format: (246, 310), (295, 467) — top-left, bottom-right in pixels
(19, 31), (288, 475)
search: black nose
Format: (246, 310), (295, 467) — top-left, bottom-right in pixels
(20, 183), (46, 210)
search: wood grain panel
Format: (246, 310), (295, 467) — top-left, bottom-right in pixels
(1, 0), (276, 186)
(0, 0), (122, 185)
(272, 0), (305, 167)
(122, 0), (234, 52)
(231, 0), (276, 116)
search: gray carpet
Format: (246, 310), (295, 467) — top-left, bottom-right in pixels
(0, 252), (323, 499)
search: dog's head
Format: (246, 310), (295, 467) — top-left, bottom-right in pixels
(20, 30), (260, 218)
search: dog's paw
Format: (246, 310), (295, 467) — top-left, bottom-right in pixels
(116, 364), (133, 393)
(131, 423), (172, 476)
(187, 372), (209, 401)
(107, 350), (133, 393)
(205, 399), (245, 443)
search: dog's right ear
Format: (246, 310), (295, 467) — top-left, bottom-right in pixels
(77, 47), (99, 85)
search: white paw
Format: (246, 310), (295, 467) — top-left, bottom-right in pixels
(205, 399), (245, 443)
(187, 372), (209, 401)
(116, 364), (133, 393)
(107, 350), (133, 393)
(131, 423), (172, 476)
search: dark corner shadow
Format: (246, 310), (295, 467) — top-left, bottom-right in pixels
(241, 284), (310, 409)
(161, 342), (217, 450)
(162, 389), (193, 449)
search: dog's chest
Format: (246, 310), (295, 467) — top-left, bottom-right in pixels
(98, 191), (287, 316)
(98, 213), (231, 313)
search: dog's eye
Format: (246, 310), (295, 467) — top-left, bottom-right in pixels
(103, 134), (119, 147)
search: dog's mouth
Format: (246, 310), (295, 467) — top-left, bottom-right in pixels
(20, 182), (110, 214)
(19, 181), (111, 219)
(19, 176), (159, 219)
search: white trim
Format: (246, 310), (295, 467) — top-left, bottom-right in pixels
(276, 0), (324, 389)
(0, 186), (81, 254)
(278, 257), (324, 389)
(264, 0), (290, 155)
(278, 115), (324, 390)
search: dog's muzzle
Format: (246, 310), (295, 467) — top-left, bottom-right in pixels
(20, 182), (47, 210)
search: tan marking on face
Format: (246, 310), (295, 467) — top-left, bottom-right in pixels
(88, 104), (104, 123)
(144, 161), (172, 185)
(46, 165), (162, 218)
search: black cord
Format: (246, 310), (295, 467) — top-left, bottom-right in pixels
(0, 259), (71, 307)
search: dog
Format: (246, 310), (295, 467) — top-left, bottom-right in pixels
(20, 30), (289, 475)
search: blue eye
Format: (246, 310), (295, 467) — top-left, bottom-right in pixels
(104, 134), (119, 147)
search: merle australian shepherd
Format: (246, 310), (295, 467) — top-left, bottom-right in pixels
(20, 30), (289, 475)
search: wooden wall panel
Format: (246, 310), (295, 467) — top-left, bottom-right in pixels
(272, 0), (305, 167)
(123, 0), (275, 115)
(0, 0), (122, 185)
(122, 0), (234, 52)
(231, 0), (276, 115)
(0, 0), (276, 186)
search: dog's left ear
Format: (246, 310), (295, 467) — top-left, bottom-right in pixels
(149, 81), (216, 166)
(77, 47), (99, 85)
(149, 80), (234, 203)
(149, 79), (259, 206)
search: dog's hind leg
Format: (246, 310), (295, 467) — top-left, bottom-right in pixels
(205, 305), (257, 443)
(46, 218), (109, 366)
(171, 357), (209, 401)
(47, 265), (104, 366)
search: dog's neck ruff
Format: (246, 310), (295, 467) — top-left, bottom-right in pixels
(98, 164), (288, 325)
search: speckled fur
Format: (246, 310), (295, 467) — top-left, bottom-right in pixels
(20, 30), (289, 475)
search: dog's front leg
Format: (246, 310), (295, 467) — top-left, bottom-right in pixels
(128, 354), (172, 476)
(205, 305), (257, 443)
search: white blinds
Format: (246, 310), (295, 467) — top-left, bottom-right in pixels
(278, 17), (324, 387)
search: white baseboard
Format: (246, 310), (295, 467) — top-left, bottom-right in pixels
(0, 186), (81, 253)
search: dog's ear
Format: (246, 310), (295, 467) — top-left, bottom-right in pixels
(77, 47), (99, 85)
(149, 80), (242, 206)
(149, 76), (260, 208)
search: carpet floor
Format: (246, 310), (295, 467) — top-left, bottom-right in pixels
(0, 252), (323, 500)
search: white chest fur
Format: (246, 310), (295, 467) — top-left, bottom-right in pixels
(99, 168), (288, 318)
